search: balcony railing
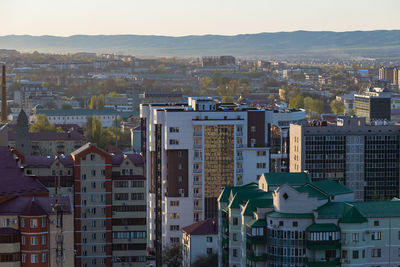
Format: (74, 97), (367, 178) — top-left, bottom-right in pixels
(236, 168), (243, 174)
(193, 156), (202, 162)
(246, 252), (268, 262)
(193, 144), (202, 149)
(246, 234), (267, 245)
(194, 206), (202, 211)
(193, 180), (202, 186)
(307, 258), (341, 267)
(236, 155), (243, 160)
(193, 169), (202, 174)
(236, 131), (243, 137)
(193, 193), (202, 198)
(306, 240), (341, 250)
(193, 132), (202, 137)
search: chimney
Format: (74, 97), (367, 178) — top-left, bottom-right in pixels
(1, 65), (7, 123)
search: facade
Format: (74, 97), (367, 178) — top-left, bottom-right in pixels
(379, 66), (400, 87)
(140, 97), (305, 265)
(181, 218), (218, 267)
(105, 94), (134, 112)
(290, 116), (400, 201)
(354, 86), (391, 122)
(21, 143), (147, 267)
(33, 109), (122, 127)
(13, 85), (52, 107)
(0, 146), (74, 267)
(218, 172), (400, 267)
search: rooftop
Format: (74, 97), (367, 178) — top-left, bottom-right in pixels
(181, 218), (218, 235)
(263, 172), (311, 187)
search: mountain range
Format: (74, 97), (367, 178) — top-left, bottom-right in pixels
(1, 30), (400, 59)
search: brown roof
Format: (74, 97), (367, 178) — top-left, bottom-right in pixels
(181, 218), (218, 235)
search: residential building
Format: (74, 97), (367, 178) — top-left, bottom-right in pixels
(336, 92), (356, 114)
(13, 83), (51, 106)
(290, 116), (400, 201)
(201, 56), (235, 67)
(138, 91), (183, 104)
(140, 97), (305, 265)
(181, 218), (218, 267)
(105, 94), (134, 112)
(130, 125), (141, 153)
(379, 66), (399, 87)
(0, 146), (74, 267)
(33, 109), (136, 127)
(21, 143), (147, 267)
(354, 85), (391, 122)
(218, 172), (400, 267)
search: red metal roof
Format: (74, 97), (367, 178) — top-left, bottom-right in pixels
(181, 218), (218, 235)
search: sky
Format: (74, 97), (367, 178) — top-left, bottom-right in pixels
(3, 0), (400, 36)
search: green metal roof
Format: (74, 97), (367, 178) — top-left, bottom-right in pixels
(262, 172), (311, 187)
(242, 197), (273, 216)
(36, 109), (138, 118)
(295, 184), (328, 200)
(267, 211), (314, 219)
(247, 219), (267, 227)
(351, 201), (400, 218)
(306, 223), (340, 232)
(312, 180), (353, 196)
(226, 183), (267, 209)
(218, 186), (234, 203)
(339, 206), (367, 223)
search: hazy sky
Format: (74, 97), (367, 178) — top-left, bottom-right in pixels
(3, 0), (400, 36)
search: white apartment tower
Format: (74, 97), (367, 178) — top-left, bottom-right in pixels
(140, 97), (305, 266)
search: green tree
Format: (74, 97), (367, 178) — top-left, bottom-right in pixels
(30, 114), (63, 133)
(289, 95), (304, 109)
(330, 100), (345, 115)
(192, 253), (218, 267)
(88, 94), (105, 109)
(162, 244), (182, 267)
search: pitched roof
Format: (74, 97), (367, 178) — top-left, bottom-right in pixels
(295, 184), (328, 200)
(21, 198), (48, 216)
(111, 153), (144, 166)
(8, 131), (86, 141)
(0, 147), (48, 196)
(312, 180), (353, 196)
(263, 172), (311, 187)
(0, 227), (19, 235)
(24, 155), (55, 168)
(267, 211), (314, 219)
(242, 197), (273, 216)
(0, 195), (72, 215)
(181, 218), (218, 235)
(247, 219), (267, 227)
(339, 205), (367, 223)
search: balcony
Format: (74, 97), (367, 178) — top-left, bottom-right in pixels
(236, 168), (243, 174)
(307, 258), (341, 267)
(193, 169), (202, 174)
(193, 193), (202, 198)
(193, 144), (202, 149)
(236, 144), (244, 148)
(193, 180), (202, 186)
(236, 131), (243, 137)
(193, 156), (202, 162)
(246, 234), (267, 245)
(222, 236), (229, 244)
(193, 132), (202, 137)
(306, 240), (341, 250)
(236, 155), (243, 161)
(194, 205), (202, 211)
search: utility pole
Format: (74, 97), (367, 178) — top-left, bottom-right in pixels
(54, 155), (64, 267)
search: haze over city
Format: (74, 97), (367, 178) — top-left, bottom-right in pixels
(3, 0), (400, 36)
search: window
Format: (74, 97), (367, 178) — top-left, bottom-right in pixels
(31, 236), (38, 245)
(233, 249), (238, 257)
(42, 253), (46, 263)
(372, 232), (381, 240)
(279, 221), (284, 227)
(257, 151), (266, 156)
(92, 246), (96, 252)
(178, 151), (183, 158)
(91, 221), (96, 227)
(31, 254), (38, 263)
(30, 219), (38, 228)
(41, 235), (46, 245)
(169, 127), (179, 133)
(91, 170), (96, 177)
(342, 250), (347, 259)
(170, 139), (179, 145)
(114, 193), (129, 201)
(206, 236), (213, 242)
(292, 221), (298, 227)
(21, 219), (26, 228)
(233, 233), (238, 241)
(256, 163), (267, 168)
(352, 250), (359, 259)
(170, 213), (180, 219)
(207, 248), (212, 255)
(233, 217), (238, 225)
(131, 180), (145, 187)
(374, 220), (379, 226)
(91, 154), (95, 160)
(91, 182), (96, 189)
(21, 236), (26, 245)
(178, 164), (183, 170)
(372, 248), (381, 257)
(170, 237), (179, 243)
(22, 254), (26, 263)
(92, 259), (97, 265)
(170, 225), (180, 231)
(131, 193), (145, 200)
(170, 201), (179, 206)
(250, 126), (256, 132)
(91, 194), (96, 202)
(92, 233), (97, 240)
(178, 176), (183, 182)
(352, 233), (359, 241)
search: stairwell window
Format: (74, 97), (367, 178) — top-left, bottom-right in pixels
(170, 139), (179, 145)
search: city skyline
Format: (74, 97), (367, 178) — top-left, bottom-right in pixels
(3, 0), (400, 37)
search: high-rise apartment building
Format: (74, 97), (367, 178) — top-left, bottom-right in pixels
(140, 97), (305, 266)
(379, 66), (400, 87)
(290, 116), (400, 201)
(21, 143), (147, 267)
(218, 172), (400, 267)
(354, 85), (391, 122)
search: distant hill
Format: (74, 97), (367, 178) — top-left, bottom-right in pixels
(1, 30), (400, 59)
